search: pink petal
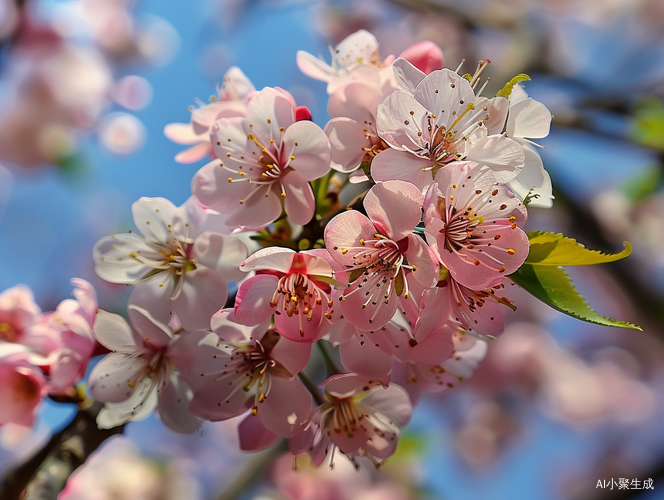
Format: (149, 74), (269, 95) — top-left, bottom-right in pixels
(282, 169), (316, 226)
(325, 118), (370, 173)
(274, 302), (328, 343)
(364, 180), (424, 240)
(409, 328), (454, 365)
(282, 120), (331, 180)
(157, 376), (204, 434)
(403, 234), (438, 288)
(192, 159), (254, 215)
(192, 232), (247, 282)
(238, 414), (279, 451)
(376, 91), (428, 151)
(414, 70), (475, 130)
(339, 327), (393, 380)
(246, 88), (295, 145)
(88, 353), (143, 403)
(258, 377), (312, 438)
(362, 384), (412, 427)
(391, 58), (426, 94)
(171, 268), (230, 331)
(235, 275), (279, 326)
(269, 335), (312, 375)
(163, 122), (201, 144)
(174, 142), (212, 164)
(370, 148), (435, 190)
(224, 185), (282, 231)
(324, 211), (376, 267)
(328, 81), (383, 123)
(241, 247), (295, 273)
(131, 197), (178, 245)
(127, 305), (173, 347)
(92, 310), (137, 351)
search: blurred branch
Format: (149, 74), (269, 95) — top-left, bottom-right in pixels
(215, 439), (288, 500)
(0, 403), (124, 500)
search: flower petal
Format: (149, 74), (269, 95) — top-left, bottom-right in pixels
(282, 169), (316, 226)
(364, 180), (424, 240)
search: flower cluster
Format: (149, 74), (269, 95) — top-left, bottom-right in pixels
(79, 30), (554, 465)
(0, 280), (98, 428)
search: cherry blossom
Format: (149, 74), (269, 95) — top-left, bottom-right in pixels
(89, 305), (203, 433)
(93, 197), (247, 330)
(421, 276), (516, 337)
(392, 329), (488, 404)
(0, 285), (41, 345)
(164, 66), (255, 163)
(423, 162), (529, 290)
(192, 87), (331, 231)
(503, 84), (554, 208)
(297, 30), (387, 93)
(235, 247), (346, 343)
(325, 181), (438, 329)
(372, 68), (525, 190)
(0, 343), (47, 428)
(28, 279), (98, 394)
(290, 374), (412, 466)
(183, 309), (313, 438)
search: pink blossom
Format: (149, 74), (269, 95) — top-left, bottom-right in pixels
(29, 279), (98, 394)
(164, 66), (255, 163)
(297, 30), (389, 93)
(235, 247), (346, 343)
(392, 330), (488, 404)
(183, 309), (312, 438)
(93, 197), (247, 330)
(192, 87), (331, 231)
(290, 374), (412, 466)
(421, 276), (516, 337)
(89, 305), (203, 433)
(325, 81), (388, 174)
(0, 285), (41, 345)
(372, 68), (524, 190)
(423, 162), (529, 290)
(324, 181), (438, 329)
(0, 343), (47, 428)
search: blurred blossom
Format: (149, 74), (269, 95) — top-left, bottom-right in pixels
(135, 15), (180, 67)
(474, 322), (657, 428)
(0, 43), (112, 167)
(98, 112), (146, 155)
(59, 436), (201, 500)
(0, 0), (18, 41)
(261, 453), (413, 500)
(113, 75), (153, 111)
(454, 400), (517, 467)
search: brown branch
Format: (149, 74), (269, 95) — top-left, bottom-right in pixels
(0, 403), (124, 500)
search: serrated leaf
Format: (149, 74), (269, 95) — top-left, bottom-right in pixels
(526, 232), (632, 266)
(509, 264), (641, 330)
(496, 74), (531, 99)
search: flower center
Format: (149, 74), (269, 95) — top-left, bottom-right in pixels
(0, 322), (19, 343)
(269, 273), (334, 334)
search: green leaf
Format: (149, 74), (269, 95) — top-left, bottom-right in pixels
(510, 264), (641, 330)
(496, 74), (531, 99)
(526, 232), (632, 266)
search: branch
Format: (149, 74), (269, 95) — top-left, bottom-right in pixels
(215, 439), (288, 500)
(0, 403), (124, 500)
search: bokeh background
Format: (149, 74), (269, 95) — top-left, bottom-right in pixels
(1, 0), (664, 499)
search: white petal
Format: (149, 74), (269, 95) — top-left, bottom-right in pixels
(92, 310), (137, 351)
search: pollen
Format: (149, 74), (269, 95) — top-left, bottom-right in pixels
(507, 248), (515, 255)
